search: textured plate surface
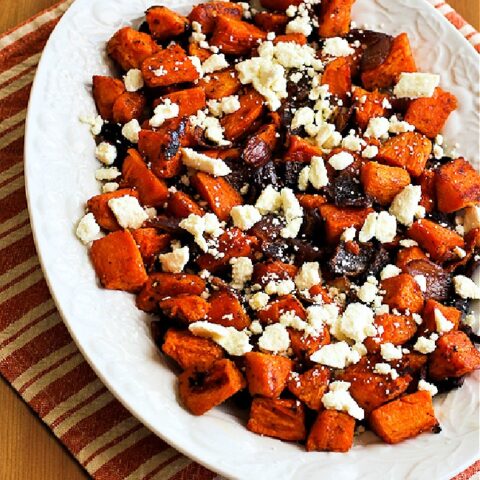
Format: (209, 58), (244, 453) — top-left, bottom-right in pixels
(24, 1), (480, 478)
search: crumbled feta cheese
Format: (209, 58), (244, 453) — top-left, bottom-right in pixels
(189, 111), (229, 146)
(357, 282), (378, 304)
(380, 264), (402, 280)
(249, 292), (270, 311)
(181, 148), (231, 176)
(453, 275), (480, 299)
(249, 320), (263, 335)
(464, 206), (480, 234)
(309, 156), (329, 189)
(394, 72), (440, 99)
(321, 381), (364, 420)
(388, 115), (415, 134)
(328, 151), (355, 170)
(414, 275), (427, 292)
(149, 99), (180, 127)
(189, 321), (252, 356)
(255, 185), (282, 214)
(361, 145), (379, 159)
(230, 257), (254, 290)
(95, 167), (121, 181)
(286, 5), (298, 17)
(231, 205), (262, 231)
(159, 246), (190, 273)
(322, 37), (355, 57)
(286, 15), (313, 37)
(280, 188), (304, 239)
(340, 303), (376, 342)
(399, 239), (418, 248)
(380, 342), (403, 361)
(390, 185), (422, 227)
(179, 213), (223, 252)
(365, 117), (390, 139)
(292, 107), (315, 131)
(414, 335), (437, 354)
(265, 279), (295, 296)
(310, 341), (360, 369)
(202, 53), (229, 74)
(342, 132), (366, 152)
(434, 308), (455, 333)
(76, 213), (100, 244)
(374, 362), (399, 379)
(298, 166), (310, 191)
(359, 211), (397, 244)
(79, 114), (104, 136)
(102, 182), (119, 193)
(108, 195), (148, 229)
(123, 69), (144, 92)
(258, 323), (291, 353)
(121, 119), (141, 143)
(418, 379), (438, 397)
(463, 313), (480, 335)
(359, 212), (378, 243)
(341, 226), (357, 243)
(454, 246), (467, 259)
(295, 262), (322, 291)
(95, 142), (117, 165)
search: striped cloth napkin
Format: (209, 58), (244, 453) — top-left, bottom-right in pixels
(0, 1), (478, 479)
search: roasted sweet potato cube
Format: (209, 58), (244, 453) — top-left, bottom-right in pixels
(131, 228), (170, 267)
(210, 15), (267, 55)
(112, 92), (146, 124)
(284, 136), (323, 163)
(122, 149), (168, 207)
(196, 228), (257, 272)
(188, 42), (212, 62)
(364, 314), (418, 353)
(244, 352), (292, 398)
(361, 33), (416, 90)
(167, 191), (204, 219)
(260, 0), (303, 10)
(317, 0), (355, 38)
(428, 331), (480, 381)
(254, 12), (289, 33)
(252, 260), (298, 287)
(395, 352), (428, 375)
(419, 299), (460, 337)
(179, 359), (246, 415)
(146, 6), (189, 41)
(307, 410), (355, 452)
(221, 90), (265, 142)
(319, 205), (374, 243)
(92, 76), (125, 121)
(191, 172), (243, 221)
(321, 57), (352, 102)
(353, 87), (390, 131)
(159, 294), (209, 324)
(87, 189), (138, 232)
(404, 87), (458, 139)
(206, 289), (251, 330)
(369, 391), (438, 444)
(287, 366), (330, 410)
(198, 68), (242, 100)
(408, 219), (465, 262)
(258, 295), (306, 325)
(419, 169), (437, 213)
(162, 328), (223, 370)
(141, 45), (199, 88)
(107, 27), (159, 71)
(309, 284), (333, 303)
(396, 246), (428, 271)
(435, 158), (480, 213)
(361, 161), (411, 205)
(381, 273), (424, 314)
(274, 33), (307, 45)
(247, 398), (306, 441)
(289, 327), (330, 359)
(339, 357), (412, 413)
(188, 2), (243, 34)
(377, 132), (432, 177)
(296, 194), (328, 210)
(136, 273), (206, 313)
(155, 87), (207, 121)
(90, 230), (148, 292)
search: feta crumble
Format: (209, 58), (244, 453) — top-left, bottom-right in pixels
(149, 99), (180, 127)
(123, 69), (144, 92)
(108, 195), (148, 229)
(76, 213), (101, 244)
(95, 142), (117, 165)
(328, 151), (355, 170)
(258, 323), (291, 353)
(181, 148), (231, 176)
(394, 72), (440, 99)
(390, 185), (423, 227)
(295, 262), (322, 291)
(380, 342), (403, 361)
(321, 381), (365, 420)
(418, 379), (438, 397)
(322, 38), (355, 57)
(434, 308), (455, 333)
(230, 257), (254, 289)
(231, 205), (262, 231)
(121, 119), (141, 143)
(159, 246), (190, 273)
(453, 275), (480, 299)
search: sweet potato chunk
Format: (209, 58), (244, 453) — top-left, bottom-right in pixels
(296, 194), (328, 210)
(155, 87), (207, 121)
(131, 228), (170, 267)
(210, 15), (267, 55)
(370, 391), (438, 444)
(122, 149), (168, 207)
(254, 12), (289, 34)
(107, 27), (159, 70)
(419, 299), (460, 336)
(90, 230), (148, 292)
(428, 331), (480, 381)
(381, 273), (424, 314)
(136, 273), (206, 313)
(221, 90), (265, 142)
(92, 76), (125, 120)
(274, 34), (307, 46)
(364, 314), (418, 353)
(191, 172), (243, 222)
(188, 2), (243, 34)
(198, 68), (242, 100)
(361, 162), (411, 205)
(396, 246), (428, 271)
(284, 136), (323, 163)
(159, 294), (210, 324)
(404, 87), (458, 139)
(141, 45), (199, 88)
(307, 411), (355, 452)
(260, 0), (303, 10)
(87, 189), (138, 232)
(339, 357), (412, 413)
(162, 328), (223, 370)
(408, 219), (465, 263)
(319, 205), (374, 243)
(252, 260), (298, 287)
(188, 42), (212, 62)
(112, 92), (146, 124)
(361, 33), (416, 90)
(146, 6), (189, 41)
(353, 87), (389, 131)
(419, 169), (436, 213)
(289, 327), (331, 359)
(167, 191), (204, 219)
(179, 359), (246, 415)
(257, 295), (306, 325)
(435, 158), (480, 213)
(377, 132), (432, 177)
(244, 352), (292, 398)
(287, 366), (330, 410)
(247, 398), (306, 441)
(321, 57), (352, 101)
(206, 289), (251, 330)
(318, 0), (355, 38)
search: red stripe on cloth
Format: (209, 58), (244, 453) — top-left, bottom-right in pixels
(445, 11), (467, 29)
(0, 138), (25, 176)
(0, 188), (27, 224)
(0, 83), (32, 120)
(170, 462), (217, 480)
(0, 234), (36, 276)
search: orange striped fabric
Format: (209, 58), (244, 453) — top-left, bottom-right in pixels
(0, 1), (477, 479)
